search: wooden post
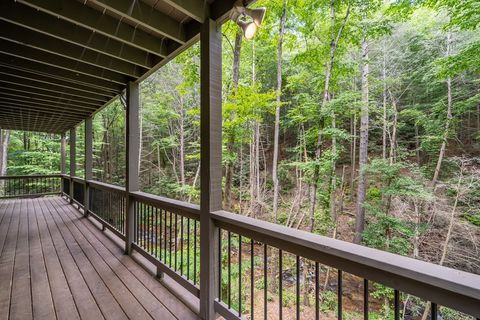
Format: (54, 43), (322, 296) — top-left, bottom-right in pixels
(69, 127), (76, 203)
(85, 117), (93, 214)
(60, 133), (66, 174)
(125, 81), (140, 254)
(199, 18), (222, 320)
(60, 132), (66, 195)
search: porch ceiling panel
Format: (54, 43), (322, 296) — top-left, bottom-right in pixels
(0, 0), (248, 134)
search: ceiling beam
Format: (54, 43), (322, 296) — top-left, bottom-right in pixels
(0, 117), (77, 134)
(0, 2), (162, 68)
(0, 96), (95, 114)
(161, 0), (206, 23)
(0, 113), (80, 128)
(0, 122), (66, 134)
(0, 106), (86, 121)
(0, 91), (99, 111)
(88, 0), (188, 44)
(0, 66), (116, 98)
(0, 76), (111, 103)
(18, 0), (171, 56)
(0, 83), (105, 107)
(0, 55), (124, 93)
(0, 40), (130, 85)
(0, 23), (147, 78)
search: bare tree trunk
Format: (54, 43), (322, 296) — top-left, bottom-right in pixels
(224, 30), (243, 210)
(179, 97), (186, 196)
(330, 110), (337, 222)
(0, 129), (10, 195)
(273, 0), (287, 223)
(350, 106), (357, 199)
(0, 129), (10, 176)
(432, 32), (453, 189)
(354, 15), (369, 244)
(415, 124), (421, 165)
(382, 38), (388, 160)
(389, 93), (398, 165)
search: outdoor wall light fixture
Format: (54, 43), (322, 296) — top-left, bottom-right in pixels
(231, 1), (266, 40)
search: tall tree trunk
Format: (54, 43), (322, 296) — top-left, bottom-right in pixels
(389, 92), (398, 165)
(432, 32), (453, 189)
(330, 110), (337, 222)
(354, 14), (369, 244)
(350, 97), (357, 199)
(382, 38), (388, 160)
(415, 124), (421, 165)
(224, 30), (243, 210)
(0, 129), (10, 196)
(273, 0), (287, 223)
(0, 129), (10, 176)
(179, 96), (186, 192)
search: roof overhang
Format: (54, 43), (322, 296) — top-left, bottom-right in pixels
(0, 0), (252, 133)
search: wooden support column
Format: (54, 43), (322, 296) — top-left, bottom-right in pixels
(84, 116), (93, 214)
(69, 127), (76, 203)
(199, 18), (222, 320)
(60, 133), (66, 174)
(125, 81), (140, 254)
(60, 132), (66, 195)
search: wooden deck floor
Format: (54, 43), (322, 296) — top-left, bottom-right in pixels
(0, 196), (200, 320)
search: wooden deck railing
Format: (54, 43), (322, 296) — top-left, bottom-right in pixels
(2, 174), (479, 319)
(0, 174), (62, 198)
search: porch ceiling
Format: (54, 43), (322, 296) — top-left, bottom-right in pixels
(0, 0), (244, 134)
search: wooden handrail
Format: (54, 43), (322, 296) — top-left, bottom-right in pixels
(0, 174), (63, 179)
(212, 210), (480, 318)
(87, 179), (126, 193)
(129, 191), (200, 220)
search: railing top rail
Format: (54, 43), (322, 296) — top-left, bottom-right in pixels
(0, 174), (63, 179)
(87, 179), (126, 193)
(212, 210), (480, 318)
(130, 191), (200, 220)
(71, 176), (87, 184)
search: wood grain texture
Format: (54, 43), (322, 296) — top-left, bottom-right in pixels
(0, 197), (200, 320)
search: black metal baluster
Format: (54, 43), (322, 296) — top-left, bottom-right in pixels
(174, 213), (178, 270)
(315, 262), (319, 320)
(239, 235), (242, 317)
(338, 270), (343, 320)
(155, 207), (159, 258)
(150, 205), (154, 254)
(279, 249), (283, 320)
(296, 256), (300, 320)
(187, 218), (190, 281)
(134, 201), (138, 243)
(431, 303), (437, 320)
(394, 289), (400, 320)
(251, 238), (254, 320)
(364, 279), (369, 320)
(180, 215), (184, 275)
(218, 228), (222, 300)
(228, 231), (232, 309)
(264, 244), (267, 320)
(193, 220), (197, 285)
(164, 209), (168, 262)
(169, 211), (173, 268)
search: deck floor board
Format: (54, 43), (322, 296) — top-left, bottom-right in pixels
(0, 196), (199, 320)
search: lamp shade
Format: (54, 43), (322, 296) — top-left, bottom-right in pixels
(245, 7), (266, 27)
